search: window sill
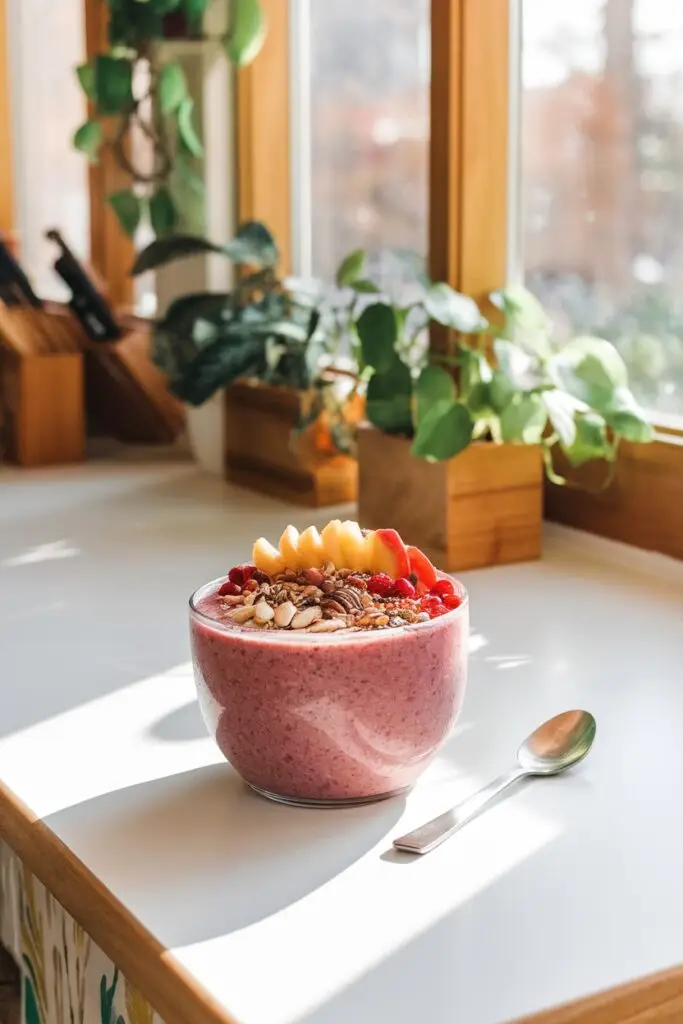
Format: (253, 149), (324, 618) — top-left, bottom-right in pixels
(545, 431), (683, 562)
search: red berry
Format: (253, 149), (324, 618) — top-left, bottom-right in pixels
(218, 581), (242, 596)
(390, 577), (416, 599)
(228, 563), (256, 586)
(443, 593), (462, 610)
(421, 596), (443, 618)
(346, 575), (368, 590)
(430, 578), (456, 598)
(368, 573), (394, 596)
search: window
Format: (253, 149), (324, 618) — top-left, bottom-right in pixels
(293, 0), (430, 285)
(7, 0), (90, 300)
(521, 0), (683, 418)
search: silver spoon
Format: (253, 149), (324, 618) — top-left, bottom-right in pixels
(393, 710), (596, 856)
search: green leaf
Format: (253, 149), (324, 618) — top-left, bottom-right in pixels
(460, 348), (493, 395)
(549, 335), (628, 411)
(489, 369), (515, 413)
(603, 387), (654, 443)
(132, 234), (228, 274)
(177, 96), (204, 157)
(425, 283), (486, 333)
(561, 412), (611, 466)
(94, 56), (133, 115)
(415, 365), (456, 425)
(225, 220), (278, 267)
(336, 248), (367, 288)
(150, 187), (179, 237)
(491, 285), (553, 359)
(499, 393), (547, 444)
(108, 190), (142, 237)
(172, 334), (267, 405)
(494, 338), (547, 392)
(366, 357), (413, 434)
(73, 119), (103, 162)
(225, 0), (266, 66)
(542, 390), (581, 448)
(76, 61), (96, 100)
(466, 381), (493, 417)
(158, 61), (188, 115)
(356, 303), (398, 373)
(411, 400), (473, 462)
(351, 278), (381, 294)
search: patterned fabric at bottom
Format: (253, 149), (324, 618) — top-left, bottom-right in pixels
(0, 840), (165, 1024)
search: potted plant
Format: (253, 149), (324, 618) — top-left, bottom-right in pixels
(352, 275), (653, 570)
(72, 0), (264, 239)
(131, 221), (362, 501)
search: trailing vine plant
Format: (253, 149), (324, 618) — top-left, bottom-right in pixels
(73, 0), (264, 239)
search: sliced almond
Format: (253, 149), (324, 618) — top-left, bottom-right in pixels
(291, 605), (323, 629)
(253, 601), (274, 623)
(229, 605), (256, 624)
(308, 618), (346, 633)
(274, 600), (297, 628)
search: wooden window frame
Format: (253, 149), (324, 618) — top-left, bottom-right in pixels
(240, 0), (681, 562)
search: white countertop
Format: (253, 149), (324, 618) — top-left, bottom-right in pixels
(1, 458), (682, 1024)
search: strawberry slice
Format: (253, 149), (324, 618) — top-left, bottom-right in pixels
(373, 528), (411, 579)
(406, 544), (438, 593)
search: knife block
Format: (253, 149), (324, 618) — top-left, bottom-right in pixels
(0, 306), (85, 466)
(84, 317), (185, 444)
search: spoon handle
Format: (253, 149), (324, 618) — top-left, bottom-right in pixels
(393, 768), (527, 855)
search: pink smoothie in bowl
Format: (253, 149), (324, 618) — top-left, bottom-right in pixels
(189, 521), (469, 806)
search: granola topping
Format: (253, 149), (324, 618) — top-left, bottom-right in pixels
(217, 565), (457, 633)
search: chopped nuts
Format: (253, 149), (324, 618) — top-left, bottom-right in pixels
(220, 594), (243, 606)
(274, 601), (297, 628)
(229, 605), (256, 624)
(308, 618), (346, 632)
(291, 605), (323, 629)
(303, 568), (325, 587)
(302, 584), (323, 598)
(253, 601), (274, 624)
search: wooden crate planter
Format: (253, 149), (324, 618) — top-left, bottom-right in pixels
(225, 380), (358, 507)
(358, 426), (543, 571)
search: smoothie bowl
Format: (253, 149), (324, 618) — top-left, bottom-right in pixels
(190, 521), (468, 806)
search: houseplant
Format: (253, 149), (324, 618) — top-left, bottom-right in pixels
(353, 275), (653, 570)
(131, 221), (362, 501)
(72, 0), (264, 239)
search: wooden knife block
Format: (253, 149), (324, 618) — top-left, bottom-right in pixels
(84, 317), (185, 444)
(0, 306), (85, 466)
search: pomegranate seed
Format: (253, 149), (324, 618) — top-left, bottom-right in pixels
(443, 593), (462, 609)
(346, 575), (368, 590)
(228, 563), (256, 586)
(218, 580), (242, 596)
(430, 578), (456, 598)
(390, 577), (416, 599)
(368, 573), (394, 596)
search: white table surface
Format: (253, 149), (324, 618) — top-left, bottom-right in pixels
(1, 457), (682, 1024)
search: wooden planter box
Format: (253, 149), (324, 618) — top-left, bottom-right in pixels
(225, 380), (358, 507)
(358, 426), (543, 571)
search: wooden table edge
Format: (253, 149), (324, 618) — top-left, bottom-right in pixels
(0, 780), (239, 1024)
(2, 778), (682, 1024)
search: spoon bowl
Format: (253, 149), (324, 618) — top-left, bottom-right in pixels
(517, 710), (597, 775)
